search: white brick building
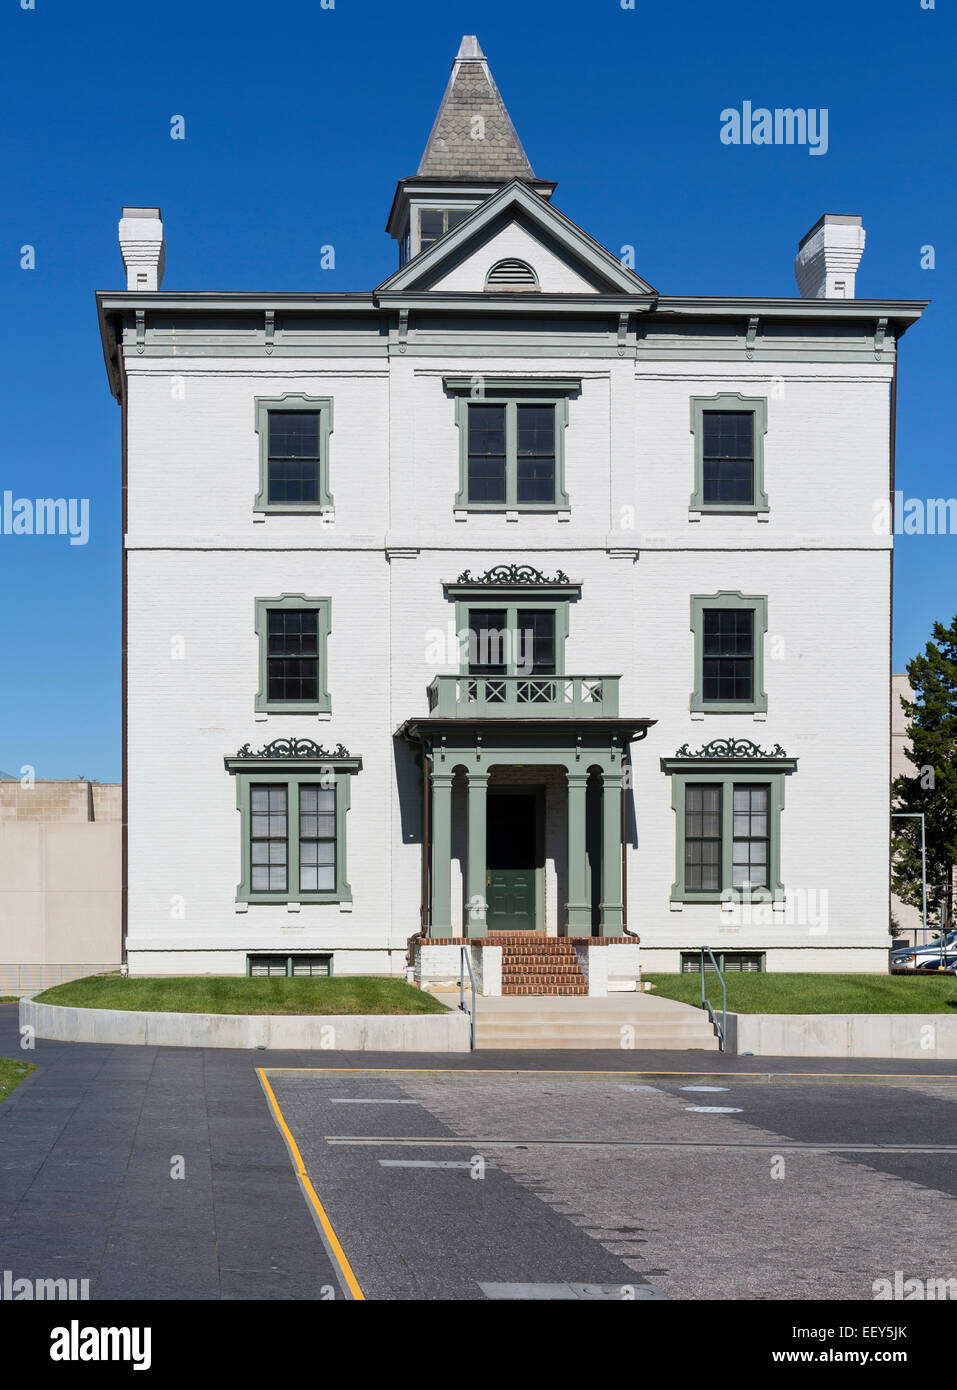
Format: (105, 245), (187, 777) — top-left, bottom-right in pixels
(97, 36), (925, 982)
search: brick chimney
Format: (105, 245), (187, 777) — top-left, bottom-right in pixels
(794, 214), (865, 299)
(118, 206), (165, 291)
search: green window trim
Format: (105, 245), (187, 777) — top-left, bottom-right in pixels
(226, 755), (360, 906)
(690, 591), (768, 714)
(253, 393), (334, 514)
(689, 392), (768, 514)
(254, 595), (332, 714)
(661, 753), (796, 904)
(446, 378), (577, 512)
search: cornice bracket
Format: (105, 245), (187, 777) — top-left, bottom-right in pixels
(264, 310), (275, 355)
(135, 309), (145, 355)
(617, 312), (629, 357)
(745, 315), (759, 359)
(874, 316), (888, 361)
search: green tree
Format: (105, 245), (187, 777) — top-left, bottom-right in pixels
(892, 616), (957, 933)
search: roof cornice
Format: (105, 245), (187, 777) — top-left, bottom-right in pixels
(655, 295), (929, 325)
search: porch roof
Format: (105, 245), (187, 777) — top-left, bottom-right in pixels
(396, 715), (656, 745)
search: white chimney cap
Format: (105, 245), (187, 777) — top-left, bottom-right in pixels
(119, 207), (165, 291)
(794, 213), (865, 299)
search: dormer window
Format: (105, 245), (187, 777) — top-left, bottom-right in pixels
(485, 258), (538, 291)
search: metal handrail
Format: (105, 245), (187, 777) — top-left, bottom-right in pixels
(700, 946), (727, 1051)
(459, 946), (476, 1051)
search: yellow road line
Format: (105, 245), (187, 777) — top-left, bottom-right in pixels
(257, 1068), (365, 1301)
(259, 1066), (957, 1081)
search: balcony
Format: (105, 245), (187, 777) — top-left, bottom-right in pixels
(426, 674), (621, 720)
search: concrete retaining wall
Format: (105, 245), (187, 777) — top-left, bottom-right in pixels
(730, 1012), (957, 1060)
(21, 999), (470, 1052)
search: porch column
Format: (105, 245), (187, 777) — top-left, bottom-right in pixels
(430, 770), (455, 936)
(465, 769), (489, 938)
(566, 770), (591, 934)
(600, 769), (625, 935)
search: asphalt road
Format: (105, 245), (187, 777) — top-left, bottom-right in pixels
(2, 1002), (957, 1301)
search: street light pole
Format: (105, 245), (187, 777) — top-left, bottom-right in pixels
(891, 812), (928, 948)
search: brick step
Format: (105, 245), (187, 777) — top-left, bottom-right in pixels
(501, 984), (589, 996)
(500, 967), (584, 978)
(502, 966), (585, 978)
(501, 949), (581, 959)
(503, 972), (586, 985)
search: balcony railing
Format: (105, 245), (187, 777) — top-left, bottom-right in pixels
(426, 674), (620, 719)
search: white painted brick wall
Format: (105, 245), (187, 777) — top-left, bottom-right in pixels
(124, 343), (894, 974)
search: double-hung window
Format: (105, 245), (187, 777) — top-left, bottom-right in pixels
(226, 745), (361, 905)
(690, 393), (768, 514)
(255, 595), (331, 715)
(448, 379), (575, 512)
(691, 592), (768, 714)
(662, 742), (797, 904)
(683, 782), (769, 894)
(254, 395), (334, 513)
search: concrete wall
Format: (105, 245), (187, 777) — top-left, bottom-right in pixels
(730, 1010), (957, 1059)
(21, 998), (469, 1051)
(0, 781), (122, 996)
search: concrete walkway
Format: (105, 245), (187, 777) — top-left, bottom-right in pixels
(2, 1003), (957, 1300)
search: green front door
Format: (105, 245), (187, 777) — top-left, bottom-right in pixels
(487, 792), (537, 931)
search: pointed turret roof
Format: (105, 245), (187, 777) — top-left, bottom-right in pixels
(417, 36), (535, 181)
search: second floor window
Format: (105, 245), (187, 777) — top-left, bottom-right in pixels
(702, 609), (754, 703)
(466, 607), (558, 678)
(690, 592), (768, 714)
(267, 609), (320, 703)
(254, 594), (332, 714)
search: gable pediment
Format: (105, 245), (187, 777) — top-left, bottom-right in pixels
(376, 180), (656, 297)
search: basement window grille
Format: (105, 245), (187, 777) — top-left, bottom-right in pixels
(680, 951), (765, 974)
(247, 954), (333, 978)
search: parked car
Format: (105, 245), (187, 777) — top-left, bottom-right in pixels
(890, 928), (957, 969)
(915, 954), (957, 972)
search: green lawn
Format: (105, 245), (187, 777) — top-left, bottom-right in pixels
(0, 1058), (36, 1102)
(646, 972), (957, 1015)
(35, 974), (449, 1016)
(0, 997), (18, 1004)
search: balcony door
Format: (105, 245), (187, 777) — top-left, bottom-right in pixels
(486, 791), (539, 931)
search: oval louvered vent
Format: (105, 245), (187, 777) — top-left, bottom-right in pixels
(485, 258), (539, 290)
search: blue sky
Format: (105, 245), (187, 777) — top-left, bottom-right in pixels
(1, 0), (952, 780)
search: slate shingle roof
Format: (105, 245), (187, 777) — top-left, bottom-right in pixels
(417, 36), (535, 181)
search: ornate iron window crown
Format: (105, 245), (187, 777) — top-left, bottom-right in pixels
(455, 563), (571, 586)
